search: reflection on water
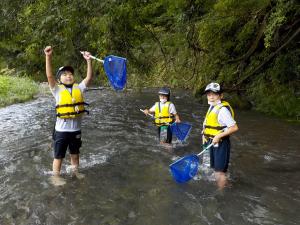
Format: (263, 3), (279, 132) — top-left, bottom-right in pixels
(0, 89), (299, 225)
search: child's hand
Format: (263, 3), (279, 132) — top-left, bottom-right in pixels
(81, 51), (91, 61)
(175, 114), (181, 123)
(175, 118), (181, 123)
(143, 109), (149, 115)
(212, 134), (221, 145)
(44, 46), (52, 56)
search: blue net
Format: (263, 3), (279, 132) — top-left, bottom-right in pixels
(170, 122), (192, 142)
(103, 55), (127, 91)
(169, 154), (199, 183)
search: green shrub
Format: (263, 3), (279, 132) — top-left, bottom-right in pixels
(0, 68), (39, 107)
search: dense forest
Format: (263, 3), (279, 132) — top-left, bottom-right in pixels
(0, 0), (299, 119)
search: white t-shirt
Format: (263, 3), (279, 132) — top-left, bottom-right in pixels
(218, 107), (236, 128)
(150, 102), (177, 115)
(50, 82), (87, 132)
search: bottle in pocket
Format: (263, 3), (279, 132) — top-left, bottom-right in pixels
(160, 125), (168, 142)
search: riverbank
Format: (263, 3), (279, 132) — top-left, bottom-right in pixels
(0, 69), (39, 108)
(1, 71), (299, 122)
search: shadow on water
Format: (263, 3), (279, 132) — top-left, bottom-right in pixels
(0, 88), (299, 225)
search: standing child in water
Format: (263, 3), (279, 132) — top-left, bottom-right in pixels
(202, 82), (238, 190)
(142, 87), (181, 145)
(44, 46), (92, 186)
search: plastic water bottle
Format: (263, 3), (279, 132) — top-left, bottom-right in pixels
(160, 126), (168, 142)
(202, 150), (210, 168)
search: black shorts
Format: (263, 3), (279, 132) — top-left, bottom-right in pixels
(209, 137), (231, 173)
(157, 125), (172, 143)
(53, 130), (82, 159)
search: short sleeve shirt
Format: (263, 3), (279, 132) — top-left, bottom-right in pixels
(218, 107), (236, 128)
(50, 81), (87, 132)
(150, 102), (177, 115)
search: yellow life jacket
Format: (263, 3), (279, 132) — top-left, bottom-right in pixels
(203, 101), (234, 139)
(154, 101), (175, 126)
(56, 84), (88, 119)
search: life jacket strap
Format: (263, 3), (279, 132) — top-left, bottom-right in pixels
(204, 125), (226, 130)
(203, 133), (215, 139)
(154, 122), (172, 126)
(56, 102), (89, 109)
(56, 110), (89, 118)
(157, 115), (175, 119)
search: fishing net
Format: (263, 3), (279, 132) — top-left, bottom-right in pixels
(103, 55), (127, 91)
(170, 122), (192, 142)
(169, 155), (199, 183)
(169, 143), (213, 183)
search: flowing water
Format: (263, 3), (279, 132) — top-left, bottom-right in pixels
(0, 88), (299, 225)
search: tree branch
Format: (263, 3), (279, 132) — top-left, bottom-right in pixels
(227, 12), (269, 63)
(235, 26), (300, 87)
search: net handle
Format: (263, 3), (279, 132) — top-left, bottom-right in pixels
(80, 51), (104, 63)
(197, 143), (214, 156)
(140, 109), (155, 119)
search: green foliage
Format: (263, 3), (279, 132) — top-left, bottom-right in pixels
(0, 0), (298, 118)
(0, 68), (39, 107)
(247, 47), (300, 117)
(235, 19), (258, 53)
(264, 0), (295, 48)
(248, 80), (300, 118)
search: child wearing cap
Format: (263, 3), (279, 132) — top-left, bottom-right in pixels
(44, 46), (92, 186)
(142, 87), (181, 145)
(202, 82), (238, 190)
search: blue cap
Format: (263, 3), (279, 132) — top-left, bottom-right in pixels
(158, 87), (170, 96)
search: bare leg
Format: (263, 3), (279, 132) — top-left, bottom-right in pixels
(50, 158), (66, 186)
(215, 171), (227, 190)
(70, 154), (84, 179)
(160, 141), (172, 146)
(70, 154), (79, 170)
(53, 158), (63, 175)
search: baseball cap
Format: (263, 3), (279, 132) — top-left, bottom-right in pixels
(204, 82), (222, 94)
(158, 87), (170, 96)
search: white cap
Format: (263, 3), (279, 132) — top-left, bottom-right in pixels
(204, 82), (222, 93)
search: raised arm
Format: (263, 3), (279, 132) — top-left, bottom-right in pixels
(81, 51), (93, 87)
(44, 46), (56, 89)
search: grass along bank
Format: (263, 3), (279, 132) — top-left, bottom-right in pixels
(0, 69), (39, 107)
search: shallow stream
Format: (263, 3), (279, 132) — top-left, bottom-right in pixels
(0, 89), (299, 225)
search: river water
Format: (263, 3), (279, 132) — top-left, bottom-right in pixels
(0, 88), (299, 225)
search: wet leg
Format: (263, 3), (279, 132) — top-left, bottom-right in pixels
(70, 154), (84, 179)
(50, 158), (66, 186)
(215, 171), (227, 190)
(53, 158), (63, 175)
(70, 154), (79, 169)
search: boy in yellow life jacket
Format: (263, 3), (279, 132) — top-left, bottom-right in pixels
(142, 87), (181, 145)
(202, 82), (239, 190)
(44, 46), (93, 186)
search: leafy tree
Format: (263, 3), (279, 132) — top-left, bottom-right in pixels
(0, 0), (299, 118)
